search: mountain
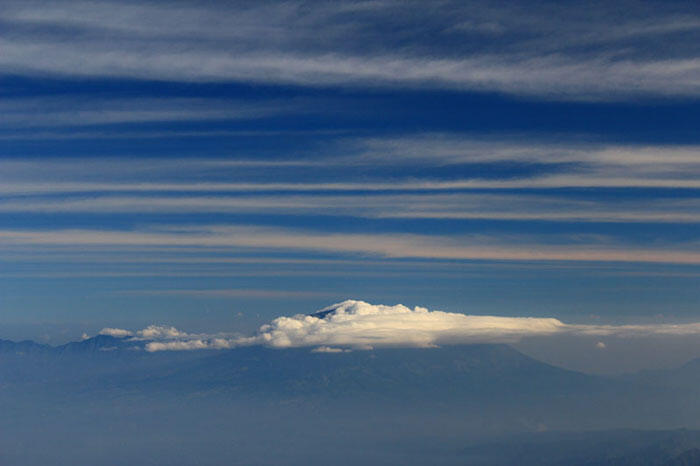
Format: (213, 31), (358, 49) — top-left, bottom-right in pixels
(0, 334), (141, 358)
(54, 334), (141, 355)
(1, 336), (593, 398)
(3, 335), (700, 466)
(0, 338), (51, 356)
(1, 335), (699, 430)
(143, 343), (597, 400)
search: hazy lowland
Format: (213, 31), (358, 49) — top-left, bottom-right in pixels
(3, 332), (700, 465)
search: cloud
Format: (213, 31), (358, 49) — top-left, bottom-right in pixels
(145, 338), (235, 352)
(0, 97), (294, 127)
(99, 327), (133, 338)
(243, 300), (567, 349)
(134, 325), (188, 340)
(311, 346), (351, 353)
(245, 301), (700, 349)
(1, 226), (699, 265)
(575, 322), (700, 337)
(128, 300), (700, 352)
(104, 325), (240, 352)
(0, 0), (697, 98)
(0, 192), (698, 224)
(355, 136), (700, 168)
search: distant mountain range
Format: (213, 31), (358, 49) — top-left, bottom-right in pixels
(1, 333), (699, 415)
(2, 333), (699, 398)
(2, 334), (700, 465)
(0, 333), (138, 356)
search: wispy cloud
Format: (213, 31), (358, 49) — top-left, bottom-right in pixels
(0, 97), (303, 127)
(0, 193), (697, 223)
(1, 226), (698, 264)
(2, 140), (698, 192)
(353, 137), (700, 167)
(1, 0), (698, 98)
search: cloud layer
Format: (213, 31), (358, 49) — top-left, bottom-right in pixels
(2, 0), (698, 98)
(2, 226), (698, 265)
(99, 300), (700, 352)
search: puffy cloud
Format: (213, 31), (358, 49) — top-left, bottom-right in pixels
(99, 327), (133, 338)
(97, 325), (224, 351)
(135, 325), (188, 340)
(145, 339), (235, 352)
(245, 300), (566, 349)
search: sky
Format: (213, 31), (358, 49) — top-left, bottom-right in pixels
(0, 0), (699, 372)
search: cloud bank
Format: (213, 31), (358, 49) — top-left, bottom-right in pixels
(99, 300), (700, 352)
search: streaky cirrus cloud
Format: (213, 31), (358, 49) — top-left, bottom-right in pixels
(1, 193), (697, 224)
(1, 0), (698, 99)
(98, 300), (700, 352)
(0, 97), (300, 127)
(2, 226), (699, 265)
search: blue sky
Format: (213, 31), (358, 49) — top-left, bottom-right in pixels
(0, 0), (699, 365)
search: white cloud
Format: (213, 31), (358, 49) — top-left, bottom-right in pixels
(0, 0), (697, 98)
(250, 301), (700, 348)
(1, 226), (699, 265)
(311, 346), (351, 353)
(144, 337), (237, 352)
(575, 322), (700, 337)
(0, 192), (697, 224)
(0, 97), (292, 127)
(100, 300), (700, 352)
(99, 327), (133, 338)
(244, 300), (567, 349)
(135, 325), (188, 340)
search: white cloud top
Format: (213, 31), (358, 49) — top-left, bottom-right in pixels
(244, 300), (566, 349)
